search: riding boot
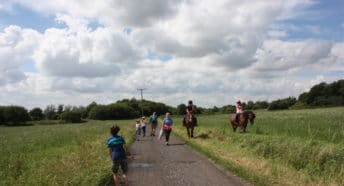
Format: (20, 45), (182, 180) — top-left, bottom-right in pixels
(236, 114), (240, 124)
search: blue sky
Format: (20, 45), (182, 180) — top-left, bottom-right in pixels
(1, 0), (343, 40)
(0, 4), (59, 32)
(0, 0), (343, 108)
(279, 0), (344, 41)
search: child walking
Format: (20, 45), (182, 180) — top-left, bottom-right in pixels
(140, 117), (147, 137)
(106, 125), (128, 186)
(135, 119), (141, 140)
(162, 112), (173, 145)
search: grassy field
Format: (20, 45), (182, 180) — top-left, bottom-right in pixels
(173, 107), (344, 186)
(1, 108), (343, 185)
(0, 120), (135, 185)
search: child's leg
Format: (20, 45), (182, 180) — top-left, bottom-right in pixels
(113, 174), (119, 186)
(122, 174), (128, 186)
(120, 159), (129, 186)
(142, 126), (146, 136)
(112, 161), (120, 185)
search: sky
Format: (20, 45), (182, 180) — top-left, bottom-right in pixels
(0, 0), (343, 109)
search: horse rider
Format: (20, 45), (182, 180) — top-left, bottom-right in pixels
(235, 100), (243, 124)
(186, 100), (194, 122)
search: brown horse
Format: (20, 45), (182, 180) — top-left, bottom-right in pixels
(230, 111), (255, 132)
(183, 114), (198, 138)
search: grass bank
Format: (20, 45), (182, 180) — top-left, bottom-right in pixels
(0, 120), (135, 185)
(173, 107), (344, 185)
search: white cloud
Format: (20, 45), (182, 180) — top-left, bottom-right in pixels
(246, 39), (336, 78)
(0, 26), (40, 85)
(33, 26), (142, 78)
(0, 0), (343, 108)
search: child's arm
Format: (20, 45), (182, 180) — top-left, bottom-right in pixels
(109, 148), (112, 159)
(124, 145), (133, 159)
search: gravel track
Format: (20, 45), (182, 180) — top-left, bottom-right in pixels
(127, 126), (249, 186)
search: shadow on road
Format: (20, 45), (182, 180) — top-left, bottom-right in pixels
(167, 143), (185, 146)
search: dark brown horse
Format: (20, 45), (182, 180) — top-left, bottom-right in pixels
(183, 114), (198, 138)
(230, 111), (256, 132)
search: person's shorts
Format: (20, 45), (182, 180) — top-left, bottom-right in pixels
(151, 122), (158, 129)
(112, 159), (128, 174)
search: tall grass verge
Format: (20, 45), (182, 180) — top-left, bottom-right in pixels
(173, 107), (344, 185)
(0, 120), (135, 185)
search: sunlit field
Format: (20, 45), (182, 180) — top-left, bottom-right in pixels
(0, 120), (135, 185)
(173, 107), (344, 185)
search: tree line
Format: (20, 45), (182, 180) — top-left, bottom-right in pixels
(1, 79), (343, 125)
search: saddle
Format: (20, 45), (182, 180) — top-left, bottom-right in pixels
(231, 114), (241, 124)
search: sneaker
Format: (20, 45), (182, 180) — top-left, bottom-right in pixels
(165, 142), (169, 146)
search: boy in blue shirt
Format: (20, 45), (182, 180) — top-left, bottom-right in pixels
(107, 125), (128, 186)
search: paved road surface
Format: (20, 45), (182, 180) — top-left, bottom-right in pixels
(127, 126), (249, 186)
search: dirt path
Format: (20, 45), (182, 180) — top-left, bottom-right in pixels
(127, 126), (249, 186)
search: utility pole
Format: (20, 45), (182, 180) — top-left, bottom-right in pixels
(137, 88), (146, 117)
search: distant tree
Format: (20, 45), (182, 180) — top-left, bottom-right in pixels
(246, 101), (254, 110)
(85, 102), (97, 118)
(220, 105), (235, 114)
(60, 111), (82, 123)
(44, 105), (58, 120)
(57, 104), (64, 114)
(212, 106), (219, 112)
(88, 105), (111, 120)
(176, 104), (186, 115)
(108, 103), (138, 119)
(29, 107), (44, 121)
(1, 106), (31, 125)
(268, 97), (296, 110)
(298, 80), (344, 107)
(0, 106), (5, 124)
(64, 105), (72, 112)
(253, 101), (269, 109)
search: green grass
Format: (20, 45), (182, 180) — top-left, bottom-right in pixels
(0, 120), (135, 185)
(173, 107), (344, 185)
(1, 107), (343, 185)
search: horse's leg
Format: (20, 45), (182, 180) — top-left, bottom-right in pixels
(244, 123), (248, 133)
(186, 127), (191, 138)
(191, 126), (194, 138)
(239, 123), (244, 133)
(231, 122), (236, 132)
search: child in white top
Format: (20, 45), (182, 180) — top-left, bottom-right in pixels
(140, 117), (147, 137)
(135, 120), (141, 140)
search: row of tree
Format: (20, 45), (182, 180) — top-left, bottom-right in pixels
(267, 79), (344, 110)
(1, 80), (343, 125)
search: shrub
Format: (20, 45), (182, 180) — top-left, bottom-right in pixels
(268, 97), (297, 110)
(60, 111), (82, 123)
(0, 106), (5, 124)
(1, 106), (31, 125)
(29, 107), (45, 121)
(88, 105), (111, 120)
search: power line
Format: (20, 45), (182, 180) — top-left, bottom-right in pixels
(137, 88), (146, 117)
